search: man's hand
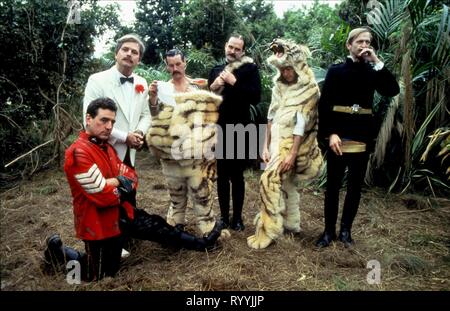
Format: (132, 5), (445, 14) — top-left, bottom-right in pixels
(220, 70), (237, 85)
(279, 153), (296, 174)
(262, 146), (271, 164)
(106, 178), (119, 187)
(149, 80), (158, 106)
(329, 134), (343, 156)
(126, 132), (144, 149)
(210, 76), (225, 92)
(118, 163), (130, 175)
(358, 47), (380, 64)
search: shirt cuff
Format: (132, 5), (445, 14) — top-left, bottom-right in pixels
(373, 61), (384, 71)
(293, 112), (305, 136)
(111, 128), (128, 144)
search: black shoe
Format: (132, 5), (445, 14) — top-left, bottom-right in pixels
(202, 220), (225, 251)
(44, 234), (64, 264)
(338, 230), (353, 247)
(315, 231), (336, 248)
(220, 217), (230, 229)
(230, 219), (245, 231)
(205, 220), (225, 242)
(44, 234), (83, 264)
(177, 220), (224, 251)
(174, 223), (186, 232)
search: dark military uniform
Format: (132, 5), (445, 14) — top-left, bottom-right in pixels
(317, 57), (399, 246)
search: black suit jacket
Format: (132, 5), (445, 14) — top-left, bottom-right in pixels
(208, 62), (261, 126)
(318, 57), (400, 146)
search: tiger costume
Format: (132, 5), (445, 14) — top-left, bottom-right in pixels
(146, 84), (227, 235)
(247, 39), (323, 249)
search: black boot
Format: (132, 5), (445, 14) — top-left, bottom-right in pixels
(315, 231), (337, 248)
(126, 209), (225, 251)
(177, 220), (224, 251)
(220, 216), (230, 229)
(230, 170), (245, 231)
(217, 165), (231, 228)
(44, 234), (63, 265)
(44, 234), (83, 268)
(174, 223), (186, 231)
(338, 227), (353, 247)
(231, 217), (245, 231)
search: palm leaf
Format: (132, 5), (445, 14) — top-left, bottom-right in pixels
(368, 0), (408, 44)
(432, 5), (450, 68)
(371, 88), (401, 168)
(408, 0), (431, 28)
(411, 96), (445, 159)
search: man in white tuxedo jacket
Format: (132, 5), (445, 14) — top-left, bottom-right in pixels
(83, 34), (151, 168)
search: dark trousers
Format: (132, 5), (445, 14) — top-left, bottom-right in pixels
(122, 147), (137, 207)
(324, 150), (369, 233)
(217, 159), (246, 222)
(120, 208), (187, 247)
(82, 236), (123, 281)
(66, 208), (216, 281)
(81, 209), (186, 281)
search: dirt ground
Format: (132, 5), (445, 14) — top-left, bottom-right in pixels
(1, 151), (449, 291)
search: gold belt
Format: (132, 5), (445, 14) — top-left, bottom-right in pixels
(333, 105), (372, 115)
(341, 140), (366, 153)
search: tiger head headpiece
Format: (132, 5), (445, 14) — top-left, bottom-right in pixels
(267, 38), (313, 86)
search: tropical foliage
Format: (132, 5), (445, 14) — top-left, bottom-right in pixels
(0, 0), (119, 183)
(364, 0), (449, 195)
(134, 0), (184, 64)
(1, 0), (448, 196)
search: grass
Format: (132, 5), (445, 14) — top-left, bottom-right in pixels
(1, 151), (449, 291)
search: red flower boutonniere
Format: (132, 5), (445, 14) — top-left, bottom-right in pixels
(135, 84), (145, 94)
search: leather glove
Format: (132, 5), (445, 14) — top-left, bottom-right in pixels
(116, 175), (134, 197)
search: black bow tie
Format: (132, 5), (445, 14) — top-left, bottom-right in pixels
(120, 76), (134, 84)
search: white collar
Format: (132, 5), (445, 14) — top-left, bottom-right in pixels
(112, 65), (134, 79)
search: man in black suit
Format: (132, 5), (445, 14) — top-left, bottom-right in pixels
(316, 27), (400, 248)
(208, 34), (261, 231)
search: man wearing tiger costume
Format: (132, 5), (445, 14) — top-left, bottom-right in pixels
(147, 49), (228, 237)
(247, 39), (323, 249)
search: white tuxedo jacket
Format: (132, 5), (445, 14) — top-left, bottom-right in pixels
(83, 66), (151, 166)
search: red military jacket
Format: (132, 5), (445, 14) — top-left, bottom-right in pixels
(64, 131), (137, 241)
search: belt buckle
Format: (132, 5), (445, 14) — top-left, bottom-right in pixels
(351, 104), (361, 114)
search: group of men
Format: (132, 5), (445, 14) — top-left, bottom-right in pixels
(44, 28), (399, 282)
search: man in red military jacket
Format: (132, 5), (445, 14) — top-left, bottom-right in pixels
(44, 98), (224, 281)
